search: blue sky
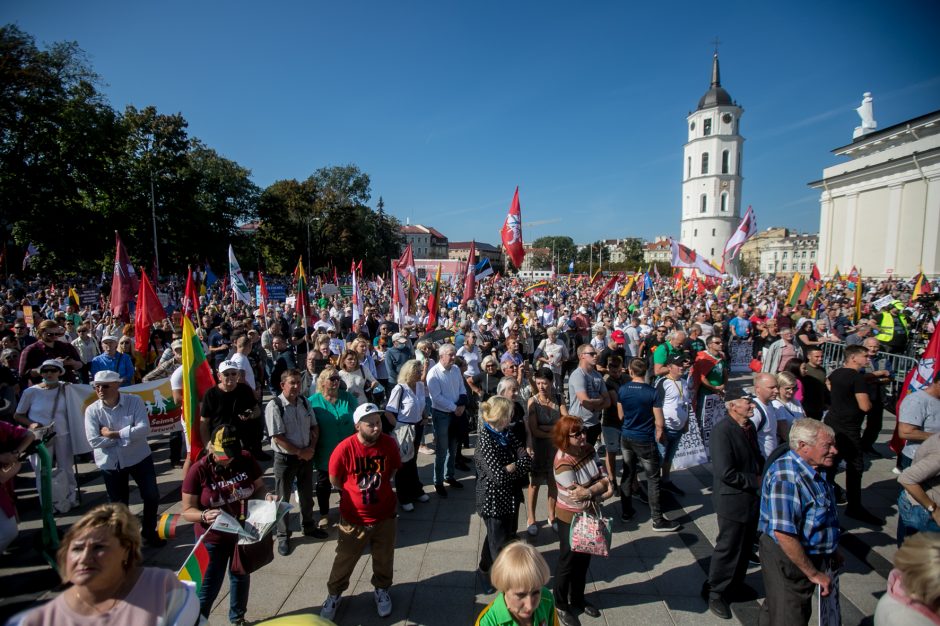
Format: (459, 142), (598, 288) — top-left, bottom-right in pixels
(5, 1), (939, 249)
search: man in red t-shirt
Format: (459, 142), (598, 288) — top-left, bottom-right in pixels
(320, 403), (402, 621)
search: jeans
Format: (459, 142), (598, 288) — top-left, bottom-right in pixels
(619, 436), (664, 522)
(100, 455), (159, 538)
(200, 540), (249, 622)
(657, 427), (684, 468)
(896, 491), (940, 545)
(273, 453), (315, 538)
(431, 409), (459, 485)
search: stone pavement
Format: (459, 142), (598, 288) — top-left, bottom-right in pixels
(0, 401), (905, 626)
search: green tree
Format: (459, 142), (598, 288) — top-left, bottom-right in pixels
(531, 236), (577, 270)
(618, 238), (645, 270)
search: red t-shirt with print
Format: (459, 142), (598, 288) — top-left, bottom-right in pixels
(328, 433), (401, 526)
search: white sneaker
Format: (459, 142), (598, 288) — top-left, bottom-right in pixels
(374, 587), (392, 617)
(321, 593), (341, 620)
(417, 493), (431, 503)
(401, 503), (415, 512)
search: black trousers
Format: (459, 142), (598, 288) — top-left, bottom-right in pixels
(316, 468), (332, 517)
(824, 418), (863, 510)
(554, 518), (592, 610)
(396, 423), (424, 505)
(479, 513), (518, 573)
(707, 513), (758, 597)
(861, 403), (884, 450)
(758, 533), (831, 626)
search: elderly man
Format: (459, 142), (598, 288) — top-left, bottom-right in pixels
(84, 370), (164, 547)
(200, 359), (263, 460)
(568, 344), (610, 446)
(320, 403), (401, 620)
(758, 418), (841, 626)
(89, 334), (135, 387)
(427, 343), (467, 497)
(762, 327), (802, 374)
(703, 397), (764, 619)
(826, 344), (882, 525)
(860, 337), (891, 457)
(844, 320), (873, 346)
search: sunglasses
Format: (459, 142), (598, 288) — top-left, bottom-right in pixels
(569, 430), (586, 438)
(582, 352), (596, 357)
(328, 376), (341, 382)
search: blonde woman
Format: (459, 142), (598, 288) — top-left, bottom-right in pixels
(874, 532), (940, 625)
(309, 366), (357, 525)
(337, 349), (377, 405)
(385, 359), (430, 510)
(475, 542), (560, 626)
(475, 396), (532, 594)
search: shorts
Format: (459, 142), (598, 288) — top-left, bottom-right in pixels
(602, 426), (622, 450)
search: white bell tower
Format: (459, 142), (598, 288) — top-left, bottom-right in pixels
(680, 52), (743, 266)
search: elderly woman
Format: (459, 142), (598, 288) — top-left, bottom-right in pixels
(337, 349), (378, 405)
(181, 425), (275, 623)
(14, 359), (78, 510)
(525, 367), (564, 536)
(385, 359), (430, 511)
(552, 414), (613, 624)
(117, 336), (146, 384)
(475, 396), (532, 594)
(874, 532), (940, 626)
(535, 326), (569, 393)
(17, 503), (200, 625)
(309, 365), (357, 526)
(475, 542), (559, 626)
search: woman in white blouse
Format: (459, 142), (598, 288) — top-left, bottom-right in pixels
(385, 360), (430, 511)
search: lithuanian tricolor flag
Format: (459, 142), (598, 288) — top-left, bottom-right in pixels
(854, 270), (863, 322)
(157, 512), (181, 540)
(177, 535), (210, 593)
(589, 269), (602, 286)
(523, 281), (550, 295)
(786, 272), (807, 306)
(618, 275), (637, 297)
(182, 316), (215, 462)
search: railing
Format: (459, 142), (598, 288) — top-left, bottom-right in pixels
(821, 341), (917, 410)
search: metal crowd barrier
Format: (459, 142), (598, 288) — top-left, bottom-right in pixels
(821, 340), (917, 410)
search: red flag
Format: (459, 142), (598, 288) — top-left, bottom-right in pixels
(889, 325), (940, 454)
(258, 270), (269, 319)
(183, 267), (200, 323)
(294, 257), (309, 324)
(500, 186), (525, 269)
(134, 270), (167, 354)
(462, 241), (476, 305)
(593, 273), (621, 303)
(109, 231), (139, 320)
(810, 263), (821, 283)
(333, 265), (338, 285)
(426, 264), (442, 332)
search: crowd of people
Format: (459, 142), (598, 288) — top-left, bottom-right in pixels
(0, 268), (939, 625)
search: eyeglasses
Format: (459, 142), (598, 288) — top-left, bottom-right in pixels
(328, 376), (341, 382)
(221, 372), (239, 377)
(569, 430), (586, 438)
(46, 332), (64, 338)
(40, 368), (60, 374)
(582, 352), (596, 357)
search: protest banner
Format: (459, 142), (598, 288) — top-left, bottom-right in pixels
(67, 377), (182, 455)
(729, 339), (753, 373)
(79, 289), (99, 306)
(321, 284), (340, 296)
(670, 394), (727, 471)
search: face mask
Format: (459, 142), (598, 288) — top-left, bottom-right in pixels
(42, 376), (58, 385)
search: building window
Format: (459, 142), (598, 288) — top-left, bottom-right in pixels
(720, 193), (728, 212)
(700, 195), (707, 213)
(737, 151), (741, 175)
(701, 153), (709, 175)
(802, 251), (806, 258)
(687, 156), (691, 179)
(721, 150), (729, 174)
(774, 252), (778, 260)
(783, 251), (788, 259)
(811, 251), (816, 258)
(710, 248), (715, 256)
(782, 263), (788, 271)
(694, 229), (698, 237)
(801, 263), (806, 271)
(704, 119), (712, 136)
(711, 228), (716, 236)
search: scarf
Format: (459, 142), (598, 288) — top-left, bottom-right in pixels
(483, 422), (510, 448)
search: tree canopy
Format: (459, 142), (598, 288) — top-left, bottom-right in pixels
(1, 25), (399, 277)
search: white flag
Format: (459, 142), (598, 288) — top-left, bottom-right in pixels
(228, 245), (251, 304)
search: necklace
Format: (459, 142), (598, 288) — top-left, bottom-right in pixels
(72, 580), (126, 615)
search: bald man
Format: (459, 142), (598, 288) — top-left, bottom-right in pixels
(750, 373), (780, 458)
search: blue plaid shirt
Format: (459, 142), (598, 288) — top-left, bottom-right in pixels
(759, 450), (840, 555)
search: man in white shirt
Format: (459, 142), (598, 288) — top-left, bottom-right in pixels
(84, 370), (164, 547)
(750, 372), (780, 459)
(426, 343), (467, 497)
(654, 354), (691, 496)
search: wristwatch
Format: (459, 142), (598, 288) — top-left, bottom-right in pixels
(927, 503), (937, 513)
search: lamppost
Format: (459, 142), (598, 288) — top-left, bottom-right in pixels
(145, 134), (162, 277)
(306, 215), (320, 272)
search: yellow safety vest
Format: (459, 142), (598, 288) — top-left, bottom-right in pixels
(875, 312), (908, 343)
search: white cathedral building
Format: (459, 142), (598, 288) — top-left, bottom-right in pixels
(680, 53), (743, 264)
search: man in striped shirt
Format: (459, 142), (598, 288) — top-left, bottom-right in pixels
(757, 418), (842, 626)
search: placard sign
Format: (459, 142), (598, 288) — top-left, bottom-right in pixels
(729, 339), (753, 373)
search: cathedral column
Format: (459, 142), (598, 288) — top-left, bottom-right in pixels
(882, 184), (903, 274)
